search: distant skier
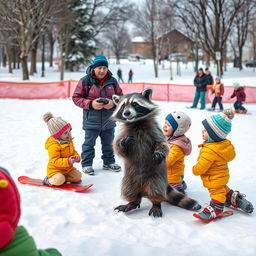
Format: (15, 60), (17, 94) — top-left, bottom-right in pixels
(128, 69), (133, 83)
(117, 68), (124, 82)
(189, 68), (208, 110)
(210, 76), (224, 112)
(228, 82), (247, 114)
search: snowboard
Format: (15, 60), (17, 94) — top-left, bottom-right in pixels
(18, 176), (93, 192)
(193, 210), (233, 223)
(234, 111), (251, 115)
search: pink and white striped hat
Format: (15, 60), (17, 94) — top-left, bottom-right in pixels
(43, 112), (72, 139)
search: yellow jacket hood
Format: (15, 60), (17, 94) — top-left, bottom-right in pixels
(198, 139), (235, 163)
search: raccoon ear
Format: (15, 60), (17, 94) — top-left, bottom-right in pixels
(112, 94), (121, 105)
(142, 88), (153, 101)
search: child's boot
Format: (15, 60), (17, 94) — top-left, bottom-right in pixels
(182, 180), (187, 191)
(169, 182), (185, 194)
(239, 109), (247, 114)
(195, 201), (224, 222)
(226, 190), (253, 213)
(43, 176), (52, 186)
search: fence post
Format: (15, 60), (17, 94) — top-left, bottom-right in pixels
(167, 84), (170, 101)
(67, 79), (71, 98)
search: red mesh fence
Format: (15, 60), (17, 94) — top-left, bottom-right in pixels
(1, 80), (256, 103)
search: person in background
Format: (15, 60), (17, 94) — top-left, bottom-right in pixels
(210, 76), (224, 112)
(0, 166), (62, 256)
(117, 68), (124, 83)
(205, 67), (214, 87)
(72, 55), (123, 175)
(228, 82), (247, 114)
(128, 69), (133, 83)
(43, 112), (82, 186)
(192, 110), (253, 222)
(190, 68), (208, 109)
(163, 111), (192, 194)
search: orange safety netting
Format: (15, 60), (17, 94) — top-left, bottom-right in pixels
(0, 81), (256, 103)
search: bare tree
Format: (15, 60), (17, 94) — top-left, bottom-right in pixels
(90, 0), (135, 38)
(46, 24), (57, 67)
(0, 32), (16, 73)
(53, 1), (78, 80)
(133, 0), (175, 77)
(104, 23), (131, 64)
(0, 0), (67, 80)
(176, 0), (247, 75)
(231, 0), (256, 70)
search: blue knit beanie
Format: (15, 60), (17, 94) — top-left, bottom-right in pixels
(93, 55), (108, 68)
(165, 113), (178, 134)
(202, 110), (234, 142)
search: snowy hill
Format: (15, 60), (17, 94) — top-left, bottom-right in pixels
(0, 59), (256, 256)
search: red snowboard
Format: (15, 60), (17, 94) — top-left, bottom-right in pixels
(18, 176), (93, 192)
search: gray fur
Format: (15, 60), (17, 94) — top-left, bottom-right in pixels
(112, 89), (201, 217)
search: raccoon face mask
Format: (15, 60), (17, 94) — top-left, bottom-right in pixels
(112, 88), (158, 123)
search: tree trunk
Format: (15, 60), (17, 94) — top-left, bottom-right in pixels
(20, 55), (29, 80)
(153, 57), (158, 78)
(60, 53), (65, 81)
(12, 47), (17, 69)
(49, 40), (54, 67)
(206, 53), (210, 67)
(5, 46), (13, 73)
(116, 54), (120, 64)
(238, 47), (243, 70)
(30, 40), (39, 75)
(2, 48), (7, 67)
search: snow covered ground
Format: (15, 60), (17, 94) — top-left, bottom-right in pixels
(0, 60), (256, 256)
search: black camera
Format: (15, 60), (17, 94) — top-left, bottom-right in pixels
(97, 98), (109, 104)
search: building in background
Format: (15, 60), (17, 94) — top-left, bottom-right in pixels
(131, 29), (194, 60)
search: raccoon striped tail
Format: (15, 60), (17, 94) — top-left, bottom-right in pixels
(166, 186), (201, 211)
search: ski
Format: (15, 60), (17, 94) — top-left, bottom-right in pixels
(193, 210), (233, 223)
(18, 176), (93, 192)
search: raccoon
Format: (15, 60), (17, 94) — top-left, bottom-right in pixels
(112, 88), (201, 217)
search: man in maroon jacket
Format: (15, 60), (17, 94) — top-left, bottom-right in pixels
(72, 55), (123, 175)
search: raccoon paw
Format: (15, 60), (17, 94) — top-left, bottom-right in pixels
(114, 201), (140, 212)
(148, 203), (163, 217)
(152, 152), (165, 164)
(120, 136), (134, 149)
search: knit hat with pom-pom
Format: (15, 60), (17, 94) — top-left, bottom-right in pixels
(202, 109), (234, 142)
(43, 112), (72, 139)
(0, 166), (21, 249)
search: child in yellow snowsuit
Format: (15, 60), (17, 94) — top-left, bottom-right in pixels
(163, 111), (192, 194)
(43, 112), (82, 186)
(193, 110), (253, 221)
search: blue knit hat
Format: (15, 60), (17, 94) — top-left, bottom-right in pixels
(202, 110), (234, 142)
(93, 55), (108, 68)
